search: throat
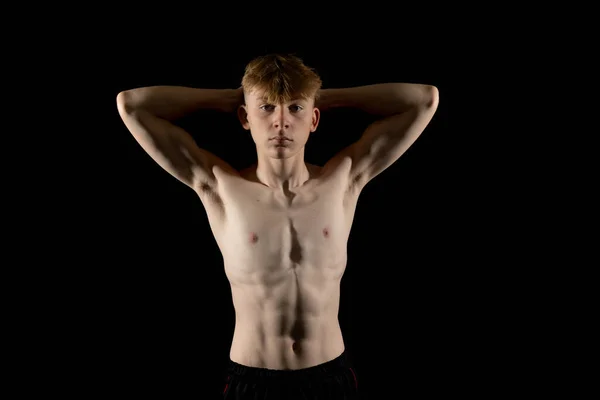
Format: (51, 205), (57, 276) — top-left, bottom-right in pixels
(255, 164), (312, 190)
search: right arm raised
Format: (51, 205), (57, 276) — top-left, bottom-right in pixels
(116, 86), (241, 190)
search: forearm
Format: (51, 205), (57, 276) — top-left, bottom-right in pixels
(117, 86), (240, 120)
(317, 83), (437, 116)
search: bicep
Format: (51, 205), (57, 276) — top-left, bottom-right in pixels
(117, 102), (236, 189)
(323, 104), (437, 193)
(350, 108), (427, 186)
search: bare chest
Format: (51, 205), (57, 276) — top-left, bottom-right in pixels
(204, 175), (357, 283)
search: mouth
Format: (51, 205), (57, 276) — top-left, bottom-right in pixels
(272, 138), (291, 147)
(270, 135), (291, 141)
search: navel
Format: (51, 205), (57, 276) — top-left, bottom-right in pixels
(249, 232), (259, 244)
(322, 227), (330, 238)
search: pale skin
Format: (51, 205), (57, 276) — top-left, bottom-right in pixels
(116, 81), (439, 370)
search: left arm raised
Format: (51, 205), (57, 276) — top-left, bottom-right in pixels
(318, 83), (439, 191)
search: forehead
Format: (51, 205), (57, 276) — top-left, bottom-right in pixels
(247, 89), (310, 104)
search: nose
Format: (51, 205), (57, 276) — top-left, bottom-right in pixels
(273, 107), (290, 130)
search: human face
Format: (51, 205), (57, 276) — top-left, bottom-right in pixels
(239, 89), (320, 158)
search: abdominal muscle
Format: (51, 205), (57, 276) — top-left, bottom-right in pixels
(227, 266), (346, 370)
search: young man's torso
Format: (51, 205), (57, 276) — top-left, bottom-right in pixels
(198, 159), (361, 370)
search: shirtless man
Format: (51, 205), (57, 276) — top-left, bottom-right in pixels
(116, 54), (439, 399)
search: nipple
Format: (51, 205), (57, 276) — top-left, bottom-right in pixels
(322, 227), (330, 238)
(250, 232), (259, 244)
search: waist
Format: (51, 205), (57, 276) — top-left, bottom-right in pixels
(230, 322), (345, 370)
(227, 349), (353, 380)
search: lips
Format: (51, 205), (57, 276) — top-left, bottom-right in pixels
(272, 138), (290, 147)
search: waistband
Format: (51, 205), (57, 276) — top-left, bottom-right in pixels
(227, 351), (352, 380)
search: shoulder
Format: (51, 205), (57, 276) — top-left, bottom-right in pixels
(310, 159), (355, 194)
(307, 163), (323, 179)
(237, 163), (258, 182)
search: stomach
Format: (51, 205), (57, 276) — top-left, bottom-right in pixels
(227, 271), (345, 369)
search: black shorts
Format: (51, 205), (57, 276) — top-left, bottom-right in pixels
(222, 350), (360, 399)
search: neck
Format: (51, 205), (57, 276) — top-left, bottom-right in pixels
(255, 148), (310, 190)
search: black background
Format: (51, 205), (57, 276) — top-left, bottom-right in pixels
(39, 30), (529, 399)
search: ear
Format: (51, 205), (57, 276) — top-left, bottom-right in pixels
(310, 107), (321, 132)
(237, 105), (250, 130)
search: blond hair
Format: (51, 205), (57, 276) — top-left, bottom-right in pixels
(241, 53), (322, 104)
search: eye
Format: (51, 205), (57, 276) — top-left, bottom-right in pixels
(259, 104), (303, 112)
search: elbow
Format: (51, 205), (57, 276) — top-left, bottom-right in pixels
(424, 85), (439, 110)
(116, 90), (136, 115)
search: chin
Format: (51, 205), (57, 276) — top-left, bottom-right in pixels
(271, 152), (291, 159)
(270, 148), (296, 158)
